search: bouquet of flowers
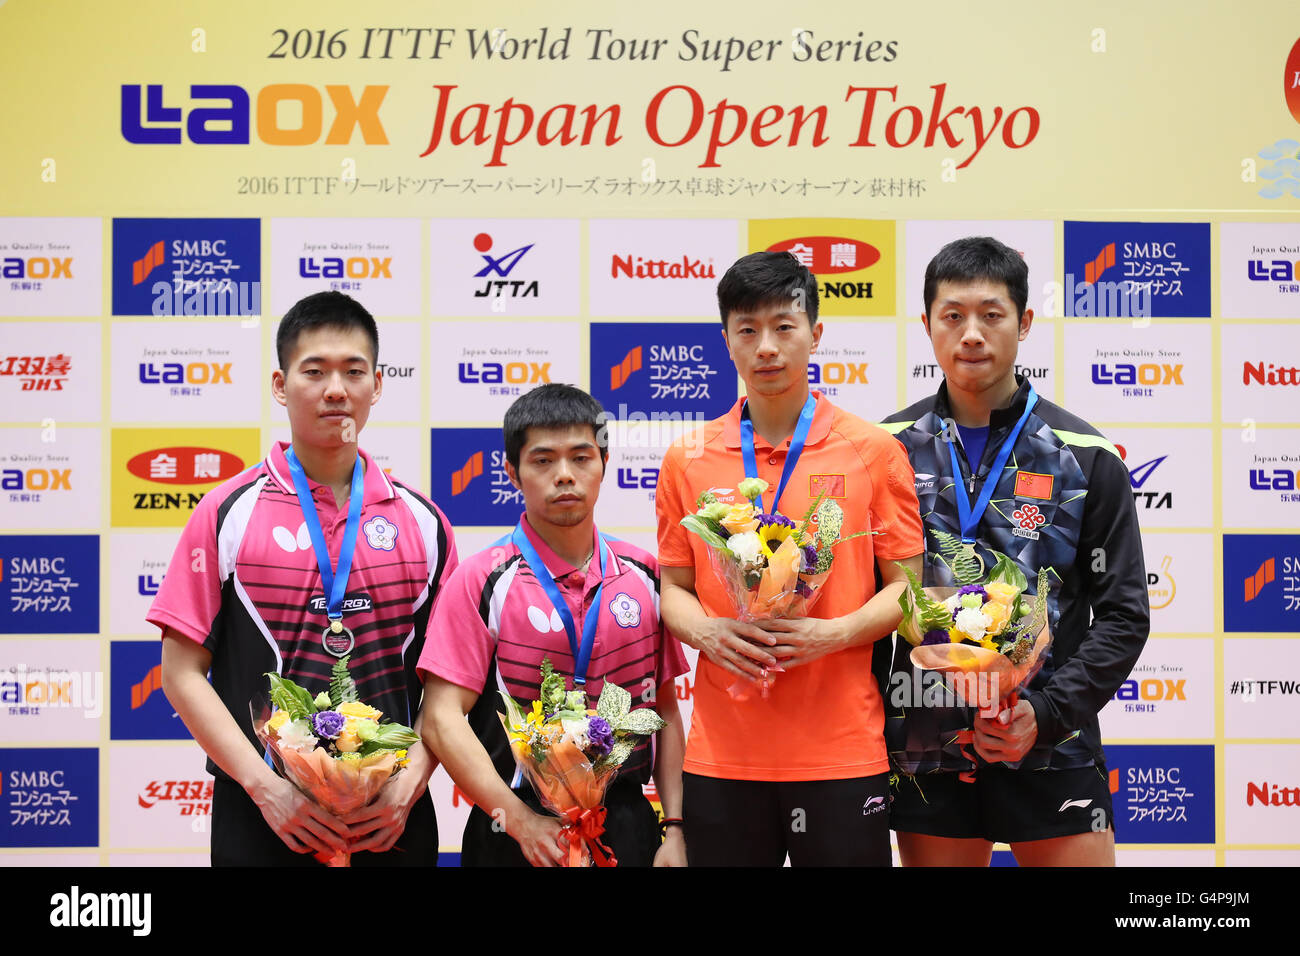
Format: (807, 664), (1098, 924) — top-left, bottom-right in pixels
(499, 659), (665, 867)
(897, 529), (1053, 728)
(680, 476), (866, 696)
(253, 655), (420, 866)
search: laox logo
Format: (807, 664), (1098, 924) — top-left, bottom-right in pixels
(1247, 259), (1300, 281)
(1250, 468), (1299, 491)
(121, 84), (389, 145)
(808, 362), (868, 385)
(1, 468), (70, 491)
(617, 467), (659, 489)
(298, 257), (392, 279)
(138, 362), (232, 385)
(1, 257), (72, 279)
(1091, 363), (1184, 385)
(1115, 678), (1187, 701)
(457, 362), (550, 384)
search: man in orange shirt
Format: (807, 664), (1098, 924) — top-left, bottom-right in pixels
(656, 251), (924, 865)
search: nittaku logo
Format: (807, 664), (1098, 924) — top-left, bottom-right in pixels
(1242, 361), (1300, 386)
(610, 254), (715, 279)
(0, 354), (71, 392)
(473, 232), (537, 298)
(1011, 503), (1045, 539)
(1246, 781), (1300, 806)
(1116, 445), (1172, 510)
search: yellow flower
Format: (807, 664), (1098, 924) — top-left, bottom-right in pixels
(335, 730), (362, 753)
(984, 582), (1020, 606)
(948, 627), (968, 644)
(983, 601), (1011, 635)
(337, 701), (383, 721)
(757, 522), (795, 559)
(265, 710), (290, 734)
(720, 502), (759, 535)
(979, 637), (999, 651)
(525, 700), (546, 730)
(394, 749), (409, 769)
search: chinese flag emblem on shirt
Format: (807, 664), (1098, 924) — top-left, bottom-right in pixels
(1014, 471), (1054, 500)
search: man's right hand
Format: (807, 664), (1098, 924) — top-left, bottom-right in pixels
(689, 617), (780, 680)
(251, 777), (351, 857)
(508, 808), (567, 867)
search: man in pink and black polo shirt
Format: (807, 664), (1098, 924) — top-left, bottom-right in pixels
(150, 291), (457, 866)
(420, 384), (689, 867)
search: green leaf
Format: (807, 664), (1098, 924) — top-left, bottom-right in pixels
(896, 565), (953, 646)
(614, 708), (666, 736)
(798, 489), (827, 538)
(986, 550), (1029, 592)
(370, 722), (420, 748)
(499, 691), (527, 732)
(329, 655), (359, 708)
(679, 514), (735, 558)
(930, 529), (983, 587)
(266, 672), (315, 722)
(593, 737), (637, 774)
(596, 679), (632, 723)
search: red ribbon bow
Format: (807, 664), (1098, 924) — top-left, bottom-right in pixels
(561, 806), (618, 867)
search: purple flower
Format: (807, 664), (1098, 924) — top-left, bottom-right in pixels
(587, 716), (614, 755)
(921, 629), (950, 646)
(795, 579), (813, 598)
(958, 585), (988, 604)
(311, 710), (346, 739)
(800, 544), (819, 572)
(756, 513), (795, 529)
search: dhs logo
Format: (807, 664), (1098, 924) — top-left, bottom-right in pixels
(1105, 744), (1214, 844)
(1223, 534), (1300, 632)
(589, 322), (735, 421)
(110, 642), (191, 741)
(473, 232), (538, 300)
(0, 536), (99, 635)
(0, 748), (99, 848)
(1063, 222), (1210, 317)
(121, 83), (389, 146)
(112, 218), (261, 316)
(430, 428), (523, 526)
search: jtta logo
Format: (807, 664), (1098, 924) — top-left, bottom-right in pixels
(473, 233), (538, 299)
(0, 354), (71, 392)
(121, 84), (389, 145)
(1116, 444), (1173, 510)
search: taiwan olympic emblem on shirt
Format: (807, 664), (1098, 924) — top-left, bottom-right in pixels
(1012, 503), (1047, 540)
(608, 592), (641, 628)
(363, 516), (398, 551)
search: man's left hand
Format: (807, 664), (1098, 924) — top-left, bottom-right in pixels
(339, 767), (424, 855)
(759, 617), (847, 669)
(973, 699), (1038, 763)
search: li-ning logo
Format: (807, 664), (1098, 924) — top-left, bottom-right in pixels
(1011, 503), (1045, 539)
(1084, 243), (1116, 285)
(474, 233), (532, 277)
(133, 241), (165, 285)
(1058, 798), (1093, 812)
(452, 452), (483, 495)
(610, 347), (643, 389)
(1245, 558), (1275, 601)
(862, 795), (886, 816)
(131, 665), (163, 709)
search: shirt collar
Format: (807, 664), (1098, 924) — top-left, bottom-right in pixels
(933, 374), (1034, 431)
(720, 389), (834, 450)
(519, 514), (618, 585)
(265, 441), (396, 505)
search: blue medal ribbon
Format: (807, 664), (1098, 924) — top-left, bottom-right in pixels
(740, 393), (816, 513)
(284, 447), (365, 629)
(946, 384), (1038, 544)
(512, 523), (608, 687)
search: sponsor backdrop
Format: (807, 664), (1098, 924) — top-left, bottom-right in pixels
(0, 0), (1296, 867)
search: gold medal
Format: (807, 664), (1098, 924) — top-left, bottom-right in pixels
(330, 619), (343, 634)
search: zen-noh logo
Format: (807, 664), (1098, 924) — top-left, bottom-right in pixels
(112, 218), (261, 317)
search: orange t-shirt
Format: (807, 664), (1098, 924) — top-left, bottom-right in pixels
(656, 391), (924, 781)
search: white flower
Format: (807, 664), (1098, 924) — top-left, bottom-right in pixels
(954, 607), (992, 642)
(276, 718), (319, 753)
(727, 531), (764, 569)
(561, 717), (591, 752)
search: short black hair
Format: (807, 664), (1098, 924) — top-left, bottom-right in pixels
(502, 384), (609, 471)
(275, 291), (380, 370)
(923, 236), (1029, 319)
(716, 251), (819, 329)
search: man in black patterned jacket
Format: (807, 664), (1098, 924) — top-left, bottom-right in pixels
(881, 236), (1149, 866)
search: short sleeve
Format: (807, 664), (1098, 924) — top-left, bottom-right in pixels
(416, 557), (498, 694)
(145, 488), (225, 648)
(655, 445), (695, 568)
(869, 436), (925, 560)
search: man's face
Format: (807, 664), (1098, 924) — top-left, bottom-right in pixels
(722, 302), (822, 401)
(506, 424), (605, 530)
(271, 326), (382, 449)
(923, 279), (1032, 397)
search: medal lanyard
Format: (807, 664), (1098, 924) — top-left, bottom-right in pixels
(947, 384), (1038, 544)
(285, 446), (365, 628)
(512, 524), (607, 687)
(740, 393), (816, 513)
